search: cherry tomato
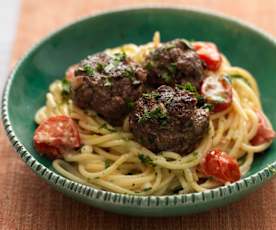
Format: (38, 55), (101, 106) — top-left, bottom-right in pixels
(33, 115), (80, 159)
(201, 75), (232, 112)
(201, 149), (241, 183)
(65, 65), (77, 81)
(251, 111), (276, 145)
(193, 42), (222, 71)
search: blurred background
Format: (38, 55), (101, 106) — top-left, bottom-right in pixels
(1, 1), (275, 229)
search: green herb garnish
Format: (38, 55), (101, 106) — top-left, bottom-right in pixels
(142, 92), (160, 100)
(168, 62), (177, 74)
(61, 79), (70, 100)
(113, 51), (127, 63)
(145, 61), (154, 70)
(161, 72), (172, 83)
(125, 98), (135, 110)
(177, 82), (205, 107)
(104, 160), (112, 169)
(96, 62), (105, 72)
(177, 82), (197, 93)
(148, 135), (156, 144)
(201, 103), (214, 111)
(123, 66), (135, 78)
(104, 78), (112, 87)
(61, 79), (70, 94)
(143, 187), (152, 192)
(83, 64), (95, 75)
(138, 154), (155, 166)
(138, 107), (168, 126)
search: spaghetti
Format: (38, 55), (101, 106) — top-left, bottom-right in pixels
(34, 32), (274, 195)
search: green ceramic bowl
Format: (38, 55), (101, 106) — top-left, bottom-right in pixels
(2, 7), (276, 216)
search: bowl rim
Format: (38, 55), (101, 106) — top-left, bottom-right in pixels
(2, 5), (276, 208)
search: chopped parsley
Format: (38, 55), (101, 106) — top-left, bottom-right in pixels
(201, 103), (214, 111)
(104, 63), (114, 73)
(142, 92), (160, 100)
(167, 62), (177, 74)
(161, 72), (172, 83)
(143, 187), (152, 192)
(96, 62), (105, 72)
(176, 82), (207, 108)
(83, 64), (95, 75)
(145, 61), (154, 70)
(123, 66), (135, 78)
(125, 98), (135, 110)
(99, 123), (116, 132)
(61, 79), (70, 100)
(122, 66), (141, 85)
(177, 82), (197, 93)
(138, 107), (168, 126)
(103, 52), (127, 73)
(104, 78), (112, 87)
(138, 154), (155, 166)
(61, 79), (70, 94)
(104, 160), (112, 169)
(148, 135), (156, 144)
(113, 52), (127, 64)
(123, 66), (138, 83)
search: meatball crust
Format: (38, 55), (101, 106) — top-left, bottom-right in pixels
(71, 52), (147, 125)
(144, 39), (205, 89)
(129, 85), (209, 155)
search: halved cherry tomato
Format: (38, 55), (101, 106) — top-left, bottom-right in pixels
(201, 149), (241, 183)
(193, 42), (222, 71)
(201, 75), (232, 112)
(251, 111), (276, 145)
(33, 115), (80, 159)
(65, 64), (77, 81)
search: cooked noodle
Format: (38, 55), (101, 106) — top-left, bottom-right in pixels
(35, 32), (273, 195)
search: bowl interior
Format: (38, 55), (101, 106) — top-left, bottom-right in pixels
(6, 8), (276, 181)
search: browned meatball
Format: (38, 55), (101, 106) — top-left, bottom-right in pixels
(129, 85), (209, 155)
(71, 52), (147, 125)
(144, 39), (205, 89)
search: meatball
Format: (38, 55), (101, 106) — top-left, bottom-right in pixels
(71, 52), (147, 125)
(129, 85), (209, 155)
(144, 39), (205, 89)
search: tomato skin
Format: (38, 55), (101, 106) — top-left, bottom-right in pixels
(34, 143), (61, 159)
(201, 149), (241, 183)
(33, 115), (80, 159)
(201, 75), (232, 112)
(193, 42), (222, 71)
(65, 65), (77, 81)
(251, 111), (276, 145)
